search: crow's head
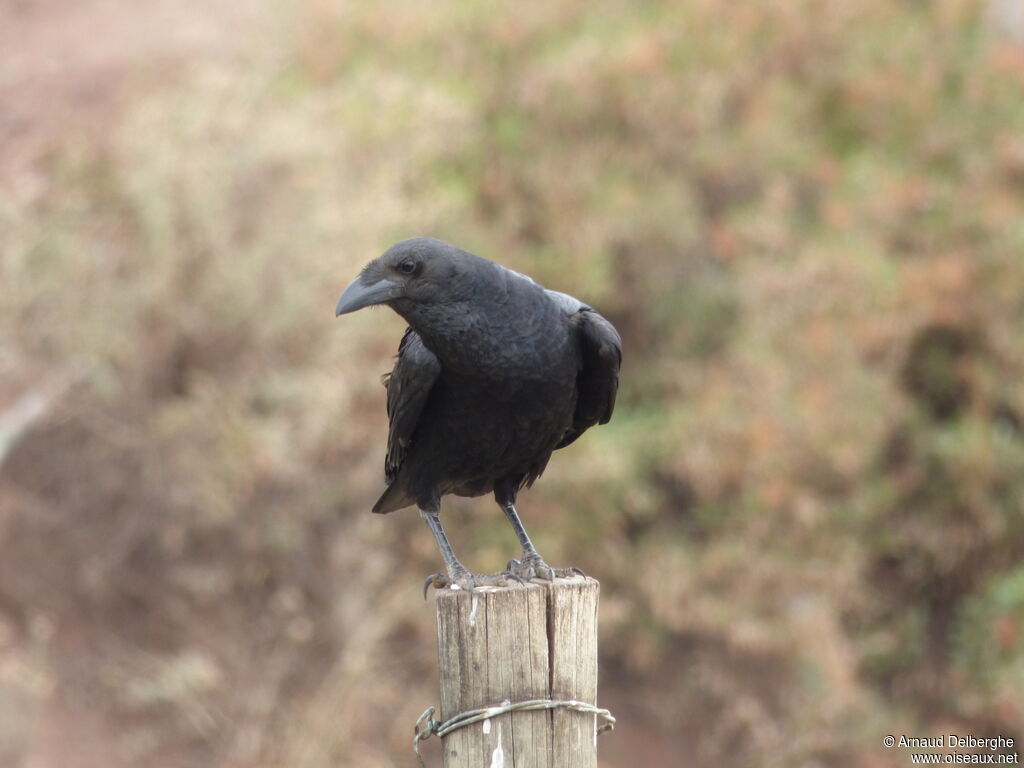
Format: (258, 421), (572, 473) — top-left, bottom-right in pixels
(335, 237), (469, 316)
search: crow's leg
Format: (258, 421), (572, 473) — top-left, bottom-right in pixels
(420, 505), (523, 598)
(494, 482), (584, 582)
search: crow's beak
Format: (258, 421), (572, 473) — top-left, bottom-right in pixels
(335, 275), (403, 316)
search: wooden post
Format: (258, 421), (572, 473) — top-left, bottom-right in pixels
(434, 578), (600, 768)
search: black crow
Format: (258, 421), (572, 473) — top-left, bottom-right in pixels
(335, 237), (622, 593)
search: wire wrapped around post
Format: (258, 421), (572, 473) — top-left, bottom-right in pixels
(413, 698), (616, 767)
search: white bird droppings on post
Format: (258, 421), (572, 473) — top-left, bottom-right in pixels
(489, 723), (504, 768)
(469, 594), (479, 627)
(482, 717), (491, 735)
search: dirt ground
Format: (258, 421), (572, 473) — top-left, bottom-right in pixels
(0, 0), (259, 180)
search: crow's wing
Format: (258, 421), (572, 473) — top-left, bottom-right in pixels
(545, 291), (622, 449)
(382, 327), (441, 484)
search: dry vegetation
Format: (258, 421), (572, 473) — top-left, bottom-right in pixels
(1, 1), (1023, 766)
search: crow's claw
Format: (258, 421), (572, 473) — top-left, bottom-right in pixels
(508, 554), (587, 583)
(423, 572), (447, 599)
(422, 568), (525, 598)
(503, 570), (527, 585)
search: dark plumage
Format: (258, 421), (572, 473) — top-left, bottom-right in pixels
(335, 237), (622, 592)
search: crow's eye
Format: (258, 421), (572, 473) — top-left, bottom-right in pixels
(398, 259), (417, 275)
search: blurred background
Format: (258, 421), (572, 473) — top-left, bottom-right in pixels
(2, 0), (1023, 766)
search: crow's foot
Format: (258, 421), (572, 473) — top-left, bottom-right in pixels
(422, 568), (524, 599)
(507, 554), (586, 582)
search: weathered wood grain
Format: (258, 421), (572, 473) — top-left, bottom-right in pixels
(435, 578), (600, 768)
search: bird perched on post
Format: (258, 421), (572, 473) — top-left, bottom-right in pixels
(335, 237), (622, 594)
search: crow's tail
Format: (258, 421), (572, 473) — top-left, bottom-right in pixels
(372, 483), (415, 514)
